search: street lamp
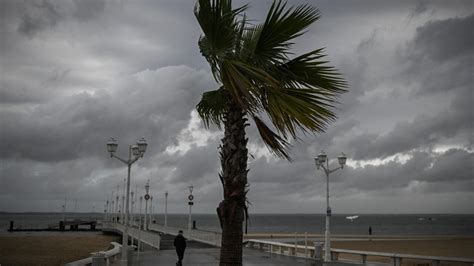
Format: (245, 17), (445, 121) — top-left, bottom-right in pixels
(121, 178), (126, 223)
(314, 151), (347, 262)
(164, 191), (168, 227)
(188, 185), (194, 234)
(144, 180), (150, 230)
(106, 137), (148, 266)
(130, 191), (135, 226)
(149, 196), (154, 225)
(138, 196), (143, 261)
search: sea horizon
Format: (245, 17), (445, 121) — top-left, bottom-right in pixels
(3, 212), (474, 236)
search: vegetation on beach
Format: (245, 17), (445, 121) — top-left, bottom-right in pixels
(194, 0), (346, 264)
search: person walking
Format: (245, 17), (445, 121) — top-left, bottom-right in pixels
(174, 230), (187, 265)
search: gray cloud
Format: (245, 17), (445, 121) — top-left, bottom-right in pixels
(402, 13), (474, 95)
(72, 0), (105, 21)
(1, 0), (473, 214)
(17, 0), (63, 38)
(0, 66), (213, 162)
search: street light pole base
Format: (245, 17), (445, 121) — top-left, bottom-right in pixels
(120, 259), (128, 266)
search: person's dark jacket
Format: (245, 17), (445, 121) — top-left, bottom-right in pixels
(174, 234), (186, 250)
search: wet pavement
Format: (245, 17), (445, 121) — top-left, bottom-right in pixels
(124, 248), (364, 266)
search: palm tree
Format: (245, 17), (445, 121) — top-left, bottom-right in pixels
(194, 0), (347, 264)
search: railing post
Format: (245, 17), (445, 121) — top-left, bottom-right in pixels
(392, 257), (402, 266)
(314, 242), (323, 266)
(331, 251), (339, 261)
(314, 242), (323, 259)
(304, 232), (308, 257)
(294, 232), (297, 256)
(91, 252), (106, 266)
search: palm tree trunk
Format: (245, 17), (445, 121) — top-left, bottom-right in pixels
(218, 101), (248, 266)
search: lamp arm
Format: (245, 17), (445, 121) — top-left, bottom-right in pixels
(319, 164), (330, 174)
(129, 156), (141, 165)
(328, 166), (343, 174)
(111, 154), (129, 165)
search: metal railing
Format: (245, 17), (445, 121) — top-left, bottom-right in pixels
(65, 241), (121, 266)
(149, 223), (222, 247)
(245, 239), (474, 266)
(103, 222), (160, 249)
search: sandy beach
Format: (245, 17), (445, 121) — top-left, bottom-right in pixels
(0, 232), (120, 266)
(329, 238), (474, 265)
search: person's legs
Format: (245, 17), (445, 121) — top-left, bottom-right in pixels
(176, 249), (184, 265)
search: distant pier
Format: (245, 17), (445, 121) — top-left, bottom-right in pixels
(8, 219), (99, 232)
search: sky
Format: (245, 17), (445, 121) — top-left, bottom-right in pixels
(0, 0), (473, 214)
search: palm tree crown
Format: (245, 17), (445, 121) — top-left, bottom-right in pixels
(195, 0), (347, 159)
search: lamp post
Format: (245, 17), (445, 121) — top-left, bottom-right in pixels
(105, 197), (109, 221)
(106, 137), (148, 266)
(111, 191), (114, 222)
(144, 180), (150, 230)
(138, 196), (143, 261)
(111, 200), (115, 222)
(314, 151), (347, 262)
(188, 185), (194, 234)
(121, 178), (126, 223)
(164, 191), (168, 227)
(130, 191), (135, 226)
(149, 196), (154, 226)
(116, 195), (119, 222)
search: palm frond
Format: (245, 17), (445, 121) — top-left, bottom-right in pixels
(251, 0), (320, 64)
(196, 87), (229, 129)
(195, 0), (348, 162)
(276, 48), (347, 93)
(262, 86), (339, 139)
(195, 0), (248, 81)
(253, 116), (291, 160)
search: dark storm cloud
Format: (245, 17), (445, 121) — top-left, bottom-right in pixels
(1, 0), (473, 213)
(17, 0), (63, 38)
(402, 13), (474, 95)
(16, 0), (108, 37)
(167, 140), (221, 184)
(347, 86), (472, 160)
(72, 0), (106, 21)
(0, 66), (213, 162)
(329, 149), (474, 195)
(0, 68), (71, 104)
(419, 149), (474, 183)
(411, 14), (474, 62)
(338, 14), (474, 160)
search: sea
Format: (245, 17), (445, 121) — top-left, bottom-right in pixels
(1, 213), (473, 236)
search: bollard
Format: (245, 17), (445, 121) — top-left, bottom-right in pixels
(314, 242), (323, 266)
(127, 246), (134, 266)
(59, 221), (65, 231)
(193, 220), (197, 229)
(91, 252), (106, 266)
(9, 220), (14, 231)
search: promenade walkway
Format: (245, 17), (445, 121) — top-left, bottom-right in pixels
(123, 248), (363, 266)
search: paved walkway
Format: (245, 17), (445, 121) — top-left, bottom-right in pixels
(125, 248), (364, 266)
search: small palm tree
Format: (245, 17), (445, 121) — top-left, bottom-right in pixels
(194, 0), (347, 264)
